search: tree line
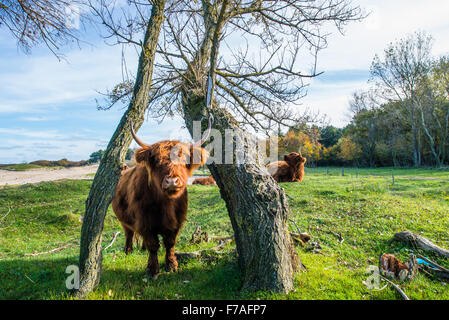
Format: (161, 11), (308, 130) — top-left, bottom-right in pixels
(279, 31), (449, 168)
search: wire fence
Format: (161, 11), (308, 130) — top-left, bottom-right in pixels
(305, 166), (449, 184)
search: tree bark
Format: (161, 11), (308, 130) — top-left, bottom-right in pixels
(188, 105), (299, 292)
(420, 109), (442, 167)
(411, 116), (420, 168)
(75, 0), (166, 298)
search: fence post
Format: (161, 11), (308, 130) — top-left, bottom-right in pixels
(392, 169), (395, 185)
(326, 167), (329, 175)
(342, 167), (344, 176)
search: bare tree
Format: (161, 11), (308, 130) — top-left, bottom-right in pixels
(76, 0), (167, 298)
(417, 56), (449, 167)
(147, 0), (362, 134)
(348, 90), (381, 167)
(371, 31), (433, 167)
(147, 0), (363, 292)
(0, 0), (83, 55)
(77, 0), (362, 295)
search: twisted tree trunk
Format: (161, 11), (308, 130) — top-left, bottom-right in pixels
(211, 114), (299, 292)
(75, 0), (166, 298)
(183, 101), (299, 292)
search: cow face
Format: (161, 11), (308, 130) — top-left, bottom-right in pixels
(283, 152), (306, 168)
(135, 140), (208, 199)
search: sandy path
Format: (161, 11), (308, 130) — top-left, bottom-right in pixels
(0, 165), (99, 186)
(0, 165), (208, 187)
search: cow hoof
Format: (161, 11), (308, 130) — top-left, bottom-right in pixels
(146, 269), (159, 280)
(165, 264), (178, 273)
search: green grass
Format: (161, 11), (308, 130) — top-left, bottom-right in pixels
(193, 168), (211, 176)
(0, 167), (448, 300)
(0, 164), (47, 171)
(307, 166), (449, 179)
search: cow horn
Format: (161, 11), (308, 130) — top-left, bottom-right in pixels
(130, 120), (150, 148)
(193, 114), (213, 147)
(298, 146), (303, 157)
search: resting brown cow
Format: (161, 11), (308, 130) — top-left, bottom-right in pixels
(112, 122), (209, 279)
(192, 174), (216, 185)
(266, 152), (306, 182)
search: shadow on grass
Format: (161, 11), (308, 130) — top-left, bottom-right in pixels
(0, 252), (242, 300)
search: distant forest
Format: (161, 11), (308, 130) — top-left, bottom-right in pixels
(278, 31), (449, 168)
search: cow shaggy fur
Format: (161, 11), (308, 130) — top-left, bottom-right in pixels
(267, 152), (306, 182)
(112, 140), (208, 279)
(192, 174), (216, 185)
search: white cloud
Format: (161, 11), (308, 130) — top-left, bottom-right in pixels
(0, 104), (36, 114)
(19, 116), (59, 121)
(316, 0), (449, 72)
(1, 0), (449, 161)
(0, 43), (139, 111)
(0, 128), (64, 139)
(301, 0), (449, 126)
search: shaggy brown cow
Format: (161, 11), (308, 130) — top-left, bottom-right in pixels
(112, 122), (209, 279)
(266, 152), (306, 182)
(192, 174), (216, 185)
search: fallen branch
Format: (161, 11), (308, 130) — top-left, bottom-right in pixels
(0, 206), (11, 222)
(381, 276), (410, 300)
(24, 274), (36, 285)
(24, 242), (73, 256)
(104, 231), (121, 251)
(289, 219), (302, 234)
(317, 227), (344, 244)
(176, 236), (234, 259)
(210, 235), (234, 242)
(291, 232), (311, 246)
(327, 230), (344, 244)
(393, 231), (449, 258)
(0, 224), (13, 231)
(416, 254), (449, 273)
(429, 269), (449, 281)
(190, 226), (209, 244)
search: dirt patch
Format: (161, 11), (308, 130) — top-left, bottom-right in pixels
(0, 167), (209, 187)
(0, 165), (99, 187)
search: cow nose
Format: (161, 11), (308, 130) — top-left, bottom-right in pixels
(163, 177), (181, 189)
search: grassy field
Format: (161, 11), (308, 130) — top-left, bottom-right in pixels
(0, 164), (47, 171)
(0, 167), (448, 300)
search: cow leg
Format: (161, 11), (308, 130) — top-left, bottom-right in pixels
(163, 231), (178, 273)
(144, 233), (160, 279)
(123, 227), (134, 255)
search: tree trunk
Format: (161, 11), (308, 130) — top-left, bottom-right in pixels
(75, 0), (166, 298)
(420, 109), (442, 167)
(185, 103), (299, 292)
(178, 0), (298, 293)
(411, 119), (420, 168)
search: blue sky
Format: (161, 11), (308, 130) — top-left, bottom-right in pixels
(1, 0), (449, 163)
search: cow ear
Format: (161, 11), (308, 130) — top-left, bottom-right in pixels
(187, 147), (209, 173)
(284, 153), (295, 166)
(134, 147), (155, 166)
